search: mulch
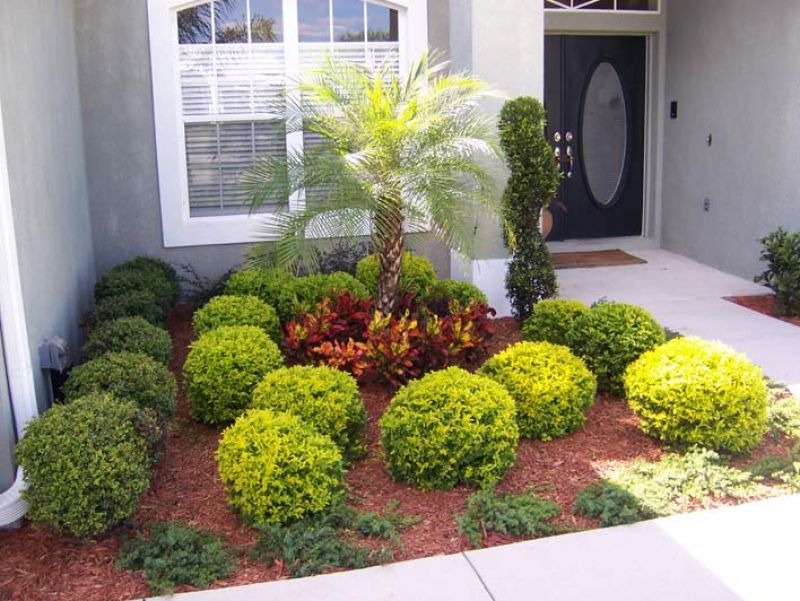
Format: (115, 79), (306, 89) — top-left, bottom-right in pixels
(0, 307), (788, 600)
(725, 294), (800, 327)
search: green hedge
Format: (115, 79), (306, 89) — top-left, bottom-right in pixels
(251, 366), (366, 460)
(424, 279), (488, 315)
(294, 272), (370, 311)
(83, 317), (172, 365)
(522, 299), (589, 347)
(184, 326), (284, 426)
(625, 337), (769, 453)
(225, 268), (299, 323)
(193, 294), (281, 344)
(216, 409), (346, 524)
(380, 367), (519, 490)
(63, 351), (177, 418)
(355, 253), (437, 300)
(480, 342), (596, 440)
(568, 302), (665, 395)
(15, 394), (157, 538)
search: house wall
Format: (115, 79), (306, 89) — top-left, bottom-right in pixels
(0, 1), (96, 418)
(75, 0), (451, 281)
(662, 0), (800, 279)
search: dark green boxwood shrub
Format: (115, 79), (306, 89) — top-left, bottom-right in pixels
(117, 522), (236, 595)
(83, 316), (172, 365)
(756, 228), (800, 316)
(252, 366), (366, 460)
(15, 394), (156, 539)
(479, 342), (596, 440)
(216, 409), (346, 524)
(225, 268), (299, 323)
(193, 294), (281, 343)
(95, 258), (180, 308)
(294, 272), (370, 311)
(63, 351), (177, 418)
(184, 325), (284, 426)
(424, 279), (489, 315)
(355, 252), (437, 300)
(625, 337), (769, 453)
(568, 302), (665, 395)
(522, 299), (589, 346)
(89, 290), (168, 328)
(499, 97), (561, 319)
(379, 367), (519, 490)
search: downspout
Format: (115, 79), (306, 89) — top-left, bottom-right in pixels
(0, 91), (36, 526)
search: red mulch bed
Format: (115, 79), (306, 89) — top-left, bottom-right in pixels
(0, 308), (790, 600)
(725, 294), (800, 327)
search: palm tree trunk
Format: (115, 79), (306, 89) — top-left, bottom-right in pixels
(376, 207), (404, 314)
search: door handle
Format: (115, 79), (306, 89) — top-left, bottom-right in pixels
(565, 144), (574, 178)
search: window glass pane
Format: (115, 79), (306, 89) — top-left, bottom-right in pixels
(251, 0), (283, 42)
(298, 0), (331, 42)
(178, 3), (213, 44)
(333, 0), (365, 43)
(216, 0), (249, 43)
(367, 3), (398, 42)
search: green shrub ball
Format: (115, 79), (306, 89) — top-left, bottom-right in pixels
(83, 316), (172, 365)
(380, 367), (519, 490)
(624, 337), (769, 454)
(184, 326), (284, 426)
(252, 366), (366, 460)
(522, 299), (589, 347)
(15, 394), (155, 539)
(216, 409), (346, 525)
(95, 258), (180, 308)
(294, 272), (370, 312)
(225, 268), (299, 323)
(480, 342), (597, 440)
(89, 290), (168, 328)
(193, 295), (281, 344)
(424, 279), (489, 315)
(64, 351), (177, 418)
(355, 252), (437, 299)
(568, 302), (665, 395)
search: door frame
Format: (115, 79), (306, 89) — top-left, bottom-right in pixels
(0, 90), (36, 523)
(544, 7), (667, 248)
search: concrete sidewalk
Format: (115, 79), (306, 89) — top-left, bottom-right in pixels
(146, 494), (800, 601)
(475, 249), (800, 393)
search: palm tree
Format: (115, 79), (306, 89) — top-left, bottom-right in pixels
(243, 53), (502, 313)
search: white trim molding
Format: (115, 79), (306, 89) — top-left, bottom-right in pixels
(0, 89), (37, 526)
(147, 0), (429, 248)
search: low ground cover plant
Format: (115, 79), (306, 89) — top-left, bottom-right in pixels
(184, 325), (283, 426)
(380, 368), (519, 490)
(767, 384), (800, 439)
(193, 294), (281, 343)
(117, 522), (236, 595)
(63, 351), (177, 418)
(574, 449), (766, 527)
(756, 227), (800, 316)
(457, 488), (561, 548)
(625, 337), (768, 454)
(521, 299), (589, 346)
(568, 302), (665, 395)
(251, 366), (366, 461)
(82, 316), (172, 365)
(355, 252), (438, 301)
(479, 341), (597, 440)
(15, 394), (158, 539)
(216, 409), (346, 525)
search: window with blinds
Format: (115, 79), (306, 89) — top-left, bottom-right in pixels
(176, 0), (400, 218)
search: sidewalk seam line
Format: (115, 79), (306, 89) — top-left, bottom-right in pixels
(461, 552), (497, 601)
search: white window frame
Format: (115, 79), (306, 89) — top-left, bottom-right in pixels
(544, 0), (661, 13)
(148, 0), (429, 247)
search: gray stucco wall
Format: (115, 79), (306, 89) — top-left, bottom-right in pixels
(663, 0), (800, 279)
(0, 1), (96, 420)
(75, 0), (452, 281)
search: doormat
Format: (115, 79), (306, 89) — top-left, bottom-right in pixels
(552, 249), (647, 270)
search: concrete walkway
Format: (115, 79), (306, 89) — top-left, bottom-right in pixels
(147, 494), (800, 601)
(475, 248), (800, 393)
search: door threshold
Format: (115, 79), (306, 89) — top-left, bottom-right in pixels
(547, 236), (659, 254)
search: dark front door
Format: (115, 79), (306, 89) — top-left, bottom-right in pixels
(545, 35), (646, 240)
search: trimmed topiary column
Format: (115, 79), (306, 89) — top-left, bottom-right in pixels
(498, 97), (562, 320)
